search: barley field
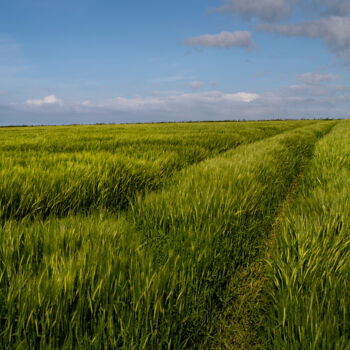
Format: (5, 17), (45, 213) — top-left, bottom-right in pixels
(0, 119), (349, 349)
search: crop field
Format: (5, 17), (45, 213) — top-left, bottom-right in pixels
(0, 119), (349, 349)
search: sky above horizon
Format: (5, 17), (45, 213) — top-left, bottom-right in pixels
(1, 0), (350, 125)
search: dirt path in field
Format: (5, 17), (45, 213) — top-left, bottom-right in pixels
(209, 125), (336, 350)
(210, 174), (302, 349)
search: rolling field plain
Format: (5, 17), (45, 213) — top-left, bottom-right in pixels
(0, 119), (349, 349)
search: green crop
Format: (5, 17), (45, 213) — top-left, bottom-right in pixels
(0, 120), (336, 349)
(264, 120), (350, 349)
(0, 121), (307, 221)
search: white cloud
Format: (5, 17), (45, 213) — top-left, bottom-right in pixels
(108, 87), (350, 118)
(150, 75), (193, 84)
(259, 17), (350, 65)
(80, 100), (92, 106)
(228, 92), (260, 102)
(297, 72), (337, 84)
(287, 83), (340, 97)
(4, 85), (349, 126)
(107, 96), (165, 111)
(188, 81), (205, 89)
(73, 87), (350, 121)
(63, 91), (260, 121)
(26, 94), (62, 106)
(184, 31), (254, 49)
(104, 91), (259, 111)
(213, 0), (291, 22)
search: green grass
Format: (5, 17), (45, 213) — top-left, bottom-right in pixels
(264, 120), (350, 349)
(0, 121), (335, 349)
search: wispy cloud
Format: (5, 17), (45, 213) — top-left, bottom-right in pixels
(184, 31), (254, 49)
(1, 84), (349, 126)
(188, 81), (205, 89)
(26, 94), (62, 106)
(211, 0), (292, 22)
(33, 91), (260, 116)
(80, 100), (92, 106)
(103, 91), (260, 111)
(149, 75), (194, 84)
(297, 72), (338, 84)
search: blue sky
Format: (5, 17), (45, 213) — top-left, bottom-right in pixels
(1, 0), (350, 125)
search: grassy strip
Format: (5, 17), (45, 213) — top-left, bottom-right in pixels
(264, 120), (350, 349)
(0, 121), (307, 221)
(210, 165), (318, 350)
(0, 122), (333, 349)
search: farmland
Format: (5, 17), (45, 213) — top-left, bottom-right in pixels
(0, 119), (349, 349)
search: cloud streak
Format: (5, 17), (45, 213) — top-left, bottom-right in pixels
(188, 81), (205, 89)
(1, 85), (350, 126)
(97, 91), (260, 113)
(212, 0), (292, 22)
(297, 72), (337, 84)
(184, 31), (254, 49)
(26, 95), (62, 106)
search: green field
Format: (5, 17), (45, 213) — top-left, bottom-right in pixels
(0, 119), (349, 349)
